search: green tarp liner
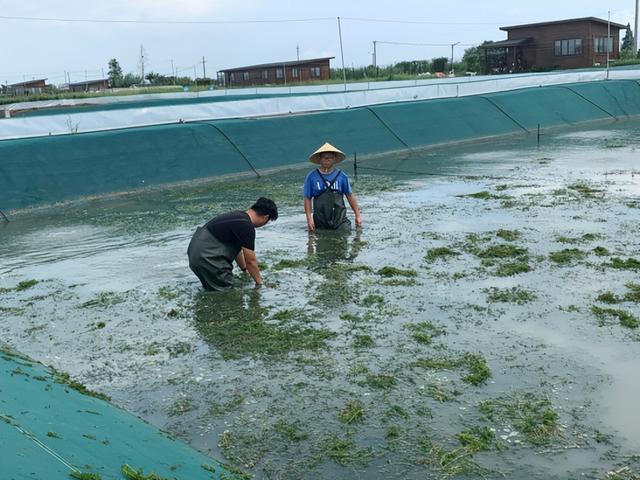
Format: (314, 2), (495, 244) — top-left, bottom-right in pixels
(2, 79), (640, 212)
(1, 349), (234, 480)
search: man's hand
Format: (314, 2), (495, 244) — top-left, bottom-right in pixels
(355, 212), (362, 227)
(307, 217), (315, 231)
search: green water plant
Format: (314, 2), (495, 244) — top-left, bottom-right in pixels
(70, 472), (102, 480)
(457, 426), (496, 452)
(339, 399), (365, 424)
(496, 229), (520, 241)
(121, 464), (169, 480)
(425, 247), (460, 262)
(549, 249), (586, 264)
(485, 286), (536, 305)
(606, 257), (640, 271)
(406, 321), (446, 345)
(591, 306), (639, 329)
(377, 266), (417, 277)
(15, 279), (39, 291)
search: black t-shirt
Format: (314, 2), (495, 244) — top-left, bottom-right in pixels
(205, 211), (256, 251)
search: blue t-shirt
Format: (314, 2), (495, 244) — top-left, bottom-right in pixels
(303, 169), (352, 198)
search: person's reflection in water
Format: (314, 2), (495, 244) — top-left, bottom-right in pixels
(193, 288), (268, 360)
(306, 227), (365, 306)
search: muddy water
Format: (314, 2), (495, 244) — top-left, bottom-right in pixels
(2, 119), (640, 479)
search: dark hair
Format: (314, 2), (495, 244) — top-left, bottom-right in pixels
(251, 197), (278, 221)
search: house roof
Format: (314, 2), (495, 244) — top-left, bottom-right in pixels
(68, 79), (109, 86)
(219, 57), (334, 72)
(501, 17), (627, 31)
(8, 78), (47, 87)
(480, 38), (533, 49)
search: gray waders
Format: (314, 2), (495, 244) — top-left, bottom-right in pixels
(187, 226), (239, 291)
(313, 169), (351, 231)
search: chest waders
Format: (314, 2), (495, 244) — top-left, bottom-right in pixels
(187, 226), (239, 291)
(313, 169), (351, 231)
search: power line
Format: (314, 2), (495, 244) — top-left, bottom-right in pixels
(342, 16), (504, 26)
(376, 41), (475, 47)
(0, 14), (334, 24)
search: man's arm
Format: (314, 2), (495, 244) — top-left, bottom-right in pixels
(304, 197), (315, 231)
(235, 251), (247, 271)
(346, 194), (362, 226)
(241, 247), (263, 286)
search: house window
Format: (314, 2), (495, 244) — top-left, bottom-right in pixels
(594, 36), (613, 53)
(310, 67), (321, 77)
(292, 67), (299, 78)
(262, 70), (268, 80)
(554, 38), (583, 56)
(276, 68), (283, 79)
(243, 71), (249, 81)
(230, 73), (235, 81)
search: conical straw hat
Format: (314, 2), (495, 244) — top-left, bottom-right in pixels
(309, 142), (346, 164)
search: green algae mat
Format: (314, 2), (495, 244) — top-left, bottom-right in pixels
(0, 349), (237, 480)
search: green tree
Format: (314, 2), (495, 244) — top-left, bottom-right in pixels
(621, 24), (635, 58)
(431, 57), (448, 73)
(107, 58), (123, 87)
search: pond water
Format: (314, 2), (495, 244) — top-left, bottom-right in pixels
(2, 119), (640, 479)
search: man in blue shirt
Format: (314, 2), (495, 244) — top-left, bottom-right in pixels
(303, 142), (362, 231)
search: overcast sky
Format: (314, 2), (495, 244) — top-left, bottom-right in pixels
(1, 0), (636, 85)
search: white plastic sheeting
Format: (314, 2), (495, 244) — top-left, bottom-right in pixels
(1, 69), (639, 141)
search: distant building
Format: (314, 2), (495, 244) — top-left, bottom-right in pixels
(67, 79), (110, 92)
(7, 79), (48, 95)
(481, 17), (627, 73)
(218, 57), (334, 87)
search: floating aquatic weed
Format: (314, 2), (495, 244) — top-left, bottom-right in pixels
(352, 334), (375, 348)
(567, 181), (604, 198)
(271, 258), (308, 270)
(0, 287), (12, 294)
(606, 257), (640, 271)
(365, 373), (397, 390)
(425, 247), (460, 262)
(53, 370), (110, 401)
(15, 279), (39, 291)
(597, 292), (621, 304)
(495, 261), (532, 277)
(406, 321), (447, 345)
(70, 472), (102, 480)
(77, 291), (126, 309)
(591, 306), (639, 329)
(166, 396), (197, 417)
(322, 436), (374, 466)
(383, 405), (409, 421)
(157, 286), (178, 301)
(208, 394), (245, 416)
(271, 308), (310, 323)
(624, 283), (640, 302)
(361, 294), (384, 307)
(478, 393), (559, 446)
(412, 353), (491, 386)
(593, 246), (611, 256)
(339, 399), (365, 424)
(485, 286), (537, 305)
(456, 426), (496, 452)
(166, 341), (192, 358)
(46, 431), (61, 438)
(549, 248), (586, 264)
(385, 425), (401, 440)
(121, 464), (169, 480)
(477, 244), (528, 259)
(495, 229), (520, 241)
(376, 266), (417, 277)
(457, 191), (511, 201)
(417, 436), (487, 477)
(272, 419), (309, 442)
(339, 312), (363, 323)
(381, 277), (418, 286)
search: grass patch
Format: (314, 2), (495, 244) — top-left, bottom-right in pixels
(591, 306), (639, 329)
(377, 266), (417, 277)
(417, 436), (486, 477)
(549, 248), (586, 264)
(593, 246), (610, 256)
(457, 191), (510, 200)
(121, 464), (169, 480)
(361, 294), (384, 307)
(425, 247), (460, 262)
(406, 321), (446, 345)
(567, 181), (604, 198)
(15, 279), (39, 291)
(496, 229), (520, 241)
(485, 286), (536, 305)
(272, 258), (308, 270)
(478, 393), (559, 445)
(606, 257), (640, 271)
(339, 400), (365, 424)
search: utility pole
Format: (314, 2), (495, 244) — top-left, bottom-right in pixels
(296, 45), (300, 61)
(202, 56), (207, 81)
(607, 11), (611, 80)
(450, 42), (460, 75)
(373, 40), (377, 68)
(139, 44), (146, 83)
(337, 16), (347, 91)
(635, 0), (639, 54)
(171, 59), (176, 84)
